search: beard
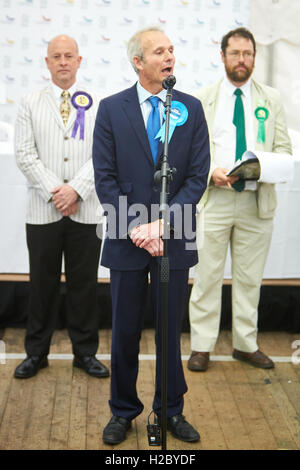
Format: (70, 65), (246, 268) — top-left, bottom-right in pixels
(225, 62), (254, 83)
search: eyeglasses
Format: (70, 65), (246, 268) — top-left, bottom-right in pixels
(226, 51), (254, 60)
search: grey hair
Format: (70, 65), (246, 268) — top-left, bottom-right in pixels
(127, 26), (164, 74)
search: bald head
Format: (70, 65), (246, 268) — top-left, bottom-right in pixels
(47, 35), (79, 57)
(45, 35), (82, 90)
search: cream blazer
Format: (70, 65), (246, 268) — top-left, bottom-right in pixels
(15, 84), (102, 224)
(194, 78), (292, 218)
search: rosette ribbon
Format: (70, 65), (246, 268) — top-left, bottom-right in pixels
(71, 91), (93, 140)
(255, 106), (269, 143)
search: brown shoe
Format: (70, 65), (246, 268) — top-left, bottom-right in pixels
(232, 349), (274, 369)
(187, 351), (209, 371)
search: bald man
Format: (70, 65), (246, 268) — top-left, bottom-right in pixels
(14, 35), (108, 379)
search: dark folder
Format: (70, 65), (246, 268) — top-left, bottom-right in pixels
(226, 151), (260, 180)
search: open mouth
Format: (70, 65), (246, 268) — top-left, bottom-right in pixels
(162, 66), (172, 75)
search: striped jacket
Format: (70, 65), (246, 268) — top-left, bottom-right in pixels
(15, 84), (103, 224)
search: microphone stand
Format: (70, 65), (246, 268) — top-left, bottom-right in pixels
(156, 82), (175, 451)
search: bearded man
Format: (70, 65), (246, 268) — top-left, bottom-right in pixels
(188, 27), (292, 372)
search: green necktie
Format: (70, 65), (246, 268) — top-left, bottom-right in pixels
(232, 88), (246, 192)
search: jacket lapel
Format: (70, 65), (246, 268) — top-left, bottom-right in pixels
(44, 85), (66, 132)
(251, 80), (272, 152)
(122, 85), (154, 165)
(44, 84), (86, 135)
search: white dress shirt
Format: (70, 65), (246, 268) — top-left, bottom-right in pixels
(51, 81), (78, 106)
(213, 76), (257, 190)
(136, 81), (167, 127)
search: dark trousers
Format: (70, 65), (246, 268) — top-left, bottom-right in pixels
(25, 218), (101, 357)
(109, 261), (189, 420)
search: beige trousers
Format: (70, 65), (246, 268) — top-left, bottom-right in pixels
(189, 186), (273, 353)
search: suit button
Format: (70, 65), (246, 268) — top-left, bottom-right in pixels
(64, 136), (69, 140)
(64, 158), (68, 162)
(64, 179), (68, 183)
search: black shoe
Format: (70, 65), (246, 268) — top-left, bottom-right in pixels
(14, 355), (48, 379)
(167, 415), (200, 442)
(73, 355), (109, 378)
(102, 416), (131, 445)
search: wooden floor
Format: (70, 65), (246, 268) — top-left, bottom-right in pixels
(0, 328), (300, 450)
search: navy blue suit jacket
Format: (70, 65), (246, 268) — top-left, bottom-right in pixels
(92, 84), (210, 271)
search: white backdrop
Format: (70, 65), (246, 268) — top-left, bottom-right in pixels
(0, 0), (250, 124)
(1, 1), (299, 130)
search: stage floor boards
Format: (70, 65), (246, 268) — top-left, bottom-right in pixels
(0, 328), (300, 450)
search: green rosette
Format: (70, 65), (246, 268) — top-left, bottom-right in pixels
(255, 106), (269, 143)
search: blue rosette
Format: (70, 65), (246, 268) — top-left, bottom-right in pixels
(155, 101), (188, 143)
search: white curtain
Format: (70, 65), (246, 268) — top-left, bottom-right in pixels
(250, 0), (300, 132)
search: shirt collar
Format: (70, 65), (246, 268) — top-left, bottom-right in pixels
(222, 74), (252, 98)
(136, 81), (167, 105)
(51, 81), (78, 100)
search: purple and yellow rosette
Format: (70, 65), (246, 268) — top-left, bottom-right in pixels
(71, 91), (93, 140)
(255, 106), (269, 143)
(155, 101), (188, 144)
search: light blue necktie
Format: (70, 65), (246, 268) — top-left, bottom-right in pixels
(147, 96), (160, 163)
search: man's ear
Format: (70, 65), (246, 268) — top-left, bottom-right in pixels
(133, 55), (143, 73)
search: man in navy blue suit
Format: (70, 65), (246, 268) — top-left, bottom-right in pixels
(93, 27), (210, 445)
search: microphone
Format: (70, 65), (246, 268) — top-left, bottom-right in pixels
(162, 75), (176, 90)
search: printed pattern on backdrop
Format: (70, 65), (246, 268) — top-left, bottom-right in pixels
(0, 0), (250, 125)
